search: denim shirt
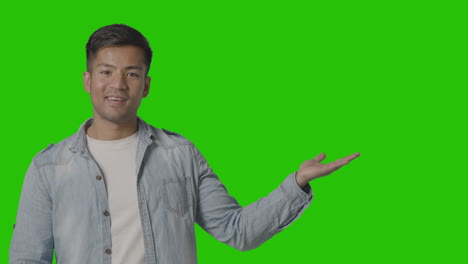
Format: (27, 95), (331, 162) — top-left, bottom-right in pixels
(10, 118), (312, 264)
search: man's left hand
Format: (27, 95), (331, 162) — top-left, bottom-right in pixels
(296, 152), (361, 188)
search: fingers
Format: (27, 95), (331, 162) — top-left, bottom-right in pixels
(345, 152), (360, 162)
(339, 152), (360, 162)
(303, 152), (360, 173)
(315, 152), (360, 164)
(327, 152), (360, 170)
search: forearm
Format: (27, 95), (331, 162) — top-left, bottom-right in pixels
(197, 172), (312, 251)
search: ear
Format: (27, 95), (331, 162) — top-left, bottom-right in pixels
(83, 71), (91, 93)
(143, 76), (151, 98)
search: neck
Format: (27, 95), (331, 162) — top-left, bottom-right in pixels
(86, 116), (138, 141)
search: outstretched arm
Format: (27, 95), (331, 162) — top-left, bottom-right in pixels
(194, 144), (360, 251)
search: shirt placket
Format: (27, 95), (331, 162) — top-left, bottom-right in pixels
(135, 134), (158, 264)
(81, 150), (113, 264)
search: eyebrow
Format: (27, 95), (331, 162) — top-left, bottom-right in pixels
(96, 63), (144, 71)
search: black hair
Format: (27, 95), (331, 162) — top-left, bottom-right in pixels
(85, 24), (153, 75)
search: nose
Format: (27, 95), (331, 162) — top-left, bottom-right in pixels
(109, 71), (128, 90)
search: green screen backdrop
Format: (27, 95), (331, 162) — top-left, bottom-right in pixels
(1, 0), (466, 263)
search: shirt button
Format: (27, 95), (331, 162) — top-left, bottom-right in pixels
(96, 175), (102, 181)
(105, 249), (112, 254)
(103, 211), (110, 216)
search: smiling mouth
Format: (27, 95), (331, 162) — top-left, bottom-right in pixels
(105, 96), (127, 104)
(106, 96), (125, 101)
(105, 96), (127, 101)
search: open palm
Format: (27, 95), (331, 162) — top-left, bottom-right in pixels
(296, 152), (360, 188)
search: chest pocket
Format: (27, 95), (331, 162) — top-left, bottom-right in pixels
(163, 177), (191, 215)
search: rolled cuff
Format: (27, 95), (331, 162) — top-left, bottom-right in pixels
(276, 172), (313, 230)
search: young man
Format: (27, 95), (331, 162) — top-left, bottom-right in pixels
(10, 24), (360, 264)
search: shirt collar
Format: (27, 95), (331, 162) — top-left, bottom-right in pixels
(69, 117), (155, 153)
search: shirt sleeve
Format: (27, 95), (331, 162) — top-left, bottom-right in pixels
(192, 145), (313, 251)
(9, 161), (54, 264)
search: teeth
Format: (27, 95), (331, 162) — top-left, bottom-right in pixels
(107, 97), (125, 101)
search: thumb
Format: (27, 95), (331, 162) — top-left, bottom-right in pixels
(313, 153), (326, 163)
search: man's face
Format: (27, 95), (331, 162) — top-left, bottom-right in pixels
(83, 45), (151, 124)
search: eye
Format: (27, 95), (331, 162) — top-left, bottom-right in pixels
(100, 70), (111, 75)
(127, 72), (139, 78)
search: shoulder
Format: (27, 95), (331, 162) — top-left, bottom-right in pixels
(161, 128), (190, 143)
(32, 143), (55, 160)
(32, 133), (78, 167)
(148, 125), (194, 149)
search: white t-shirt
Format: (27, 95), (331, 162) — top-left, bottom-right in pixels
(86, 132), (145, 264)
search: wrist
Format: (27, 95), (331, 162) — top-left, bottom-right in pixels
(295, 171), (307, 189)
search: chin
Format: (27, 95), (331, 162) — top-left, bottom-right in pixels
(107, 116), (135, 124)
(93, 106), (138, 124)
(98, 113), (136, 124)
